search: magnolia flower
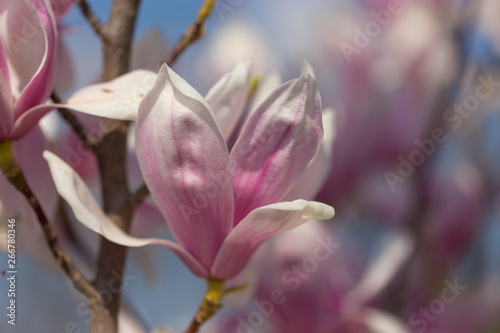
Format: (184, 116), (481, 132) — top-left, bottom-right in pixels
(207, 223), (413, 333)
(0, 0), (58, 141)
(206, 59), (337, 203)
(423, 162), (483, 268)
(44, 64), (334, 280)
(0, 1), (62, 271)
(49, 0), (73, 19)
(315, 1), (459, 205)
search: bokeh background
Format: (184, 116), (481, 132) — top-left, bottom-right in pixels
(1, 0), (500, 332)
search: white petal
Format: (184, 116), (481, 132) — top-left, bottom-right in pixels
(285, 108), (337, 200)
(64, 70), (157, 120)
(300, 59), (316, 79)
(205, 60), (252, 139)
(361, 308), (410, 333)
(42, 151), (208, 277)
(212, 200), (334, 279)
(230, 74), (324, 222)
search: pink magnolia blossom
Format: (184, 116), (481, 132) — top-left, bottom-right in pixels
(207, 223), (413, 333)
(213, 60), (337, 202)
(49, 0), (72, 19)
(317, 0), (458, 206)
(0, 0), (62, 270)
(0, 0), (58, 140)
(423, 162), (483, 268)
(43, 64), (334, 280)
(403, 161), (485, 311)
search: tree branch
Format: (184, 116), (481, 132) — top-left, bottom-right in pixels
(162, 0), (217, 67)
(88, 1), (142, 332)
(102, 0), (142, 80)
(74, 0), (108, 40)
(0, 141), (100, 302)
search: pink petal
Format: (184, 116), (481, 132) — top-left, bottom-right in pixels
(49, 0), (73, 20)
(205, 60), (252, 140)
(9, 103), (55, 140)
(0, 38), (12, 139)
(43, 151), (209, 277)
(0, 0), (43, 99)
(0, 0), (57, 118)
(230, 74), (323, 223)
(211, 200), (334, 279)
(13, 125), (58, 218)
(0, 37), (10, 84)
(135, 64), (234, 270)
(64, 69), (157, 120)
(285, 108), (337, 201)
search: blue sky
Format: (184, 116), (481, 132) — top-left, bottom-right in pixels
(60, 0), (226, 91)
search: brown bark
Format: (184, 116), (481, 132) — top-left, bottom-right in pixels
(88, 1), (141, 332)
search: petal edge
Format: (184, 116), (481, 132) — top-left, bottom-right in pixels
(43, 151), (208, 277)
(212, 200), (334, 279)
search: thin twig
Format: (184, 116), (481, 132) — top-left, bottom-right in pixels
(20, 182), (101, 300)
(74, 0), (108, 40)
(51, 93), (95, 150)
(184, 279), (225, 333)
(0, 145), (100, 302)
(185, 320), (201, 333)
(162, 0), (217, 67)
(182, 282), (246, 333)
